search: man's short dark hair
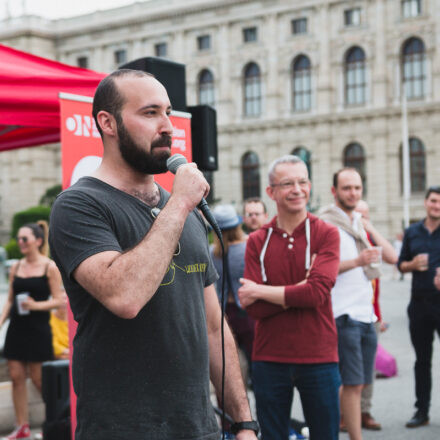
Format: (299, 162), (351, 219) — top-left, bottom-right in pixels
(243, 197), (267, 213)
(425, 186), (440, 199)
(333, 167), (362, 188)
(92, 69), (154, 138)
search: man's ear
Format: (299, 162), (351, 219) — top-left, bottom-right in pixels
(266, 185), (274, 201)
(97, 111), (117, 137)
(331, 186), (336, 197)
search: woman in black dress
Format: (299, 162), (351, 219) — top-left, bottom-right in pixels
(0, 221), (63, 440)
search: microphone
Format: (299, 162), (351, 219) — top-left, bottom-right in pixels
(166, 154), (221, 238)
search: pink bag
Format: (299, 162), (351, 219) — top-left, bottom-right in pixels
(375, 343), (397, 378)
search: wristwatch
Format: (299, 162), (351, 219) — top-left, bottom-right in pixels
(230, 420), (260, 436)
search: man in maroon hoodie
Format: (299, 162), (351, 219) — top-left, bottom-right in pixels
(238, 154), (341, 440)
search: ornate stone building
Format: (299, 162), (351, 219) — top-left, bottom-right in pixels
(0, 0), (439, 242)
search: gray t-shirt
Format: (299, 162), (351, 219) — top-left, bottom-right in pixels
(49, 177), (219, 440)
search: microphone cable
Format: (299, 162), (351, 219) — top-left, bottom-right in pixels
(213, 225), (227, 440)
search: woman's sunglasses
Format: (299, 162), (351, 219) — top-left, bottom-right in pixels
(16, 236), (28, 243)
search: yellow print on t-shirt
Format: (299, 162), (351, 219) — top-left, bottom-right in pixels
(160, 261), (207, 286)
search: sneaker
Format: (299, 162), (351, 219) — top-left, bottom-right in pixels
(1, 424), (31, 440)
(288, 428), (297, 440)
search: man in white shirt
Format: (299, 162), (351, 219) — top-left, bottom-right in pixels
(320, 168), (380, 440)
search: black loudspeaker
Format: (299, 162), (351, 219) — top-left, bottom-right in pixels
(42, 360), (70, 422)
(187, 105), (218, 171)
(120, 57), (186, 111)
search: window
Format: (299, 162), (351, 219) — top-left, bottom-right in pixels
(345, 46), (366, 105)
(243, 27), (258, 43)
(400, 138), (426, 192)
(344, 8), (361, 26)
(402, 37), (426, 99)
(291, 18), (307, 35)
(114, 49), (127, 66)
(197, 35), (211, 51)
(402, 0), (421, 18)
(343, 143), (367, 192)
(242, 152), (261, 199)
(292, 147), (312, 180)
(77, 56), (89, 68)
(243, 62), (262, 117)
(198, 69), (215, 107)
(292, 55), (311, 111)
(154, 42), (167, 58)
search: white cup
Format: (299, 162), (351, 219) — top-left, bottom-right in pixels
(370, 246), (382, 268)
(419, 253), (429, 271)
(16, 292), (30, 315)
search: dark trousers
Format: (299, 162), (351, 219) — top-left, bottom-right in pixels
(408, 299), (440, 414)
(252, 361), (341, 440)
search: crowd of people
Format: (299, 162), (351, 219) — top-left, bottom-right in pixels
(209, 161), (440, 440)
(0, 67), (439, 440)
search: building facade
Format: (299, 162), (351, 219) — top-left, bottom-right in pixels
(0, 0), (439, 242)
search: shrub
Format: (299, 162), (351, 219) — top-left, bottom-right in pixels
(11, 206), (51, 239)
(39, 184), (62, 208)
(5, 238), (21, 259)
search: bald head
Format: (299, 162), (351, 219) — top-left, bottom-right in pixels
(92, 69), (155, 137)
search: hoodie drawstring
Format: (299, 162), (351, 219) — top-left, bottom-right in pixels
(259, 217), (311, 282)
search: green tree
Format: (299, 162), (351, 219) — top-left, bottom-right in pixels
(39, 184), (62, 208)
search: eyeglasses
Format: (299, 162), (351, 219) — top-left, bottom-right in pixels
(270, 180), (309, 190)
(16, 236), (28, 243)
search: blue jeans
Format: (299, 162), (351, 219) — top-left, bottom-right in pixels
(252, 361), (341, 440)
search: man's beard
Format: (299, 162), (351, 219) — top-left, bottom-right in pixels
(336, 194), (357, 212)
(117, 119), (172, 174)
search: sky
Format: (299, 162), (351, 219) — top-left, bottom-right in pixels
(0, 0), (139, 20)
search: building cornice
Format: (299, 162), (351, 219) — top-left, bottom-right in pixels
(0, 0), (327, 42)
(221, 101), (440, 133)
(53, 0), (256, 38)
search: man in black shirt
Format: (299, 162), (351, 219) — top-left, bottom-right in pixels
(49, 69), (257, 440)
(398, 186), (440, 429)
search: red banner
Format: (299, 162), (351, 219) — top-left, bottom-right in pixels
(59, 93), (192, 437)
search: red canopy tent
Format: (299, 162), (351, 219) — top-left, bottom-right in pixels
(0, 44), (106, 152)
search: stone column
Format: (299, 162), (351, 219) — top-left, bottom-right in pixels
(173, 30), (185, 64)
(373, 0), (387, 108)
(316, 4), (332, 114)
(217, 23), (231, 125)
(264, 13), (279, 120)
(131, 39), (143, 60)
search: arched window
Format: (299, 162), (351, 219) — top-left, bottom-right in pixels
(198, 69), (215, 107)
(402, 37), (426, 99)
(343, 143), (367, 192)
(400, 138), (426, 192)
(292, 147), (312, 180)
(345, 46), (366, 105)
(292, 55), (311, 111)
(241, 152), (261, 199)
(243, 62), (261, 117)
